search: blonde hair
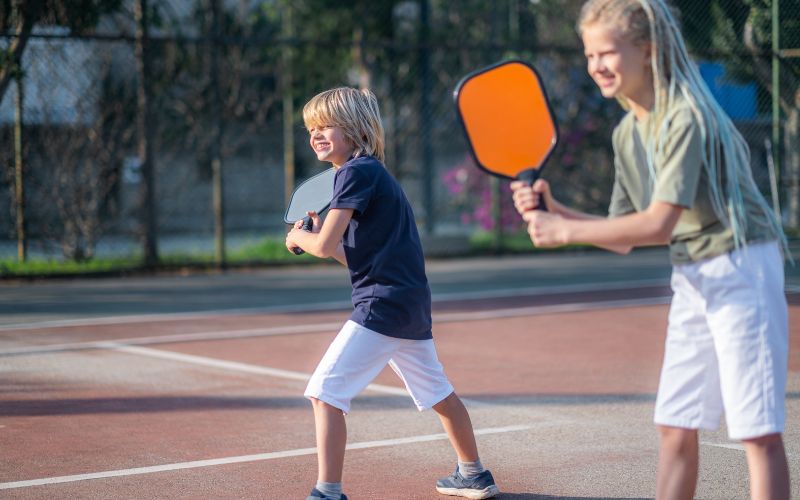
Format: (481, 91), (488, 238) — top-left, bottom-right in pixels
(302, 87), (385, 162)
(578, 0), (787, 252)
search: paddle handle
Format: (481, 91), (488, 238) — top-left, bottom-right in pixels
(517, 169), (547, 212)
(291, 216), (314, 255)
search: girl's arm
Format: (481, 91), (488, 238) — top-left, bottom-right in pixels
(511, 179), (634, 254)
(524, 200), (683, 251)
(286, 208), (354, 262)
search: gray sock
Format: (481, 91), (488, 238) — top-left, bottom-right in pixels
(458, 459), (485, 479)
(315, 481), (342, 499)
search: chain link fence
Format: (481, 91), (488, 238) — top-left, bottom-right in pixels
(1, 0), (798, 267)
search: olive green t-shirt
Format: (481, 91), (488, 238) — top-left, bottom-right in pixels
(609, 101), (775, 264)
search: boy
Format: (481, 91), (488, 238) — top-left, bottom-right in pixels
(286, 87), (499, 500)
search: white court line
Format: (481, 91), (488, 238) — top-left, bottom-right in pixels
(110, 344), (496, 409)
(111, 343), (492, 409)
(0, 424), (531, 490)
(700, 441), (745, 452)
(433, 296), (670, 322)
(0, 322), (344, 356)
(111, 343), (410, 396)
(0, 296), (671, 357)
(700, 441), (795, 459)
(0, 279), (671, 331)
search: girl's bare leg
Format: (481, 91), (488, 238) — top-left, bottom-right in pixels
(743, 433), (790, 500)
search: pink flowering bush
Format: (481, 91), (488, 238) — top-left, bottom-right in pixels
(441, 155), (523, 231)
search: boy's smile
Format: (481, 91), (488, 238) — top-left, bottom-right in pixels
(309, 125), (354, 168)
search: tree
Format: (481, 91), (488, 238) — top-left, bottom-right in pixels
(0, 0), (124, 104)
(1, 0), (125, 262)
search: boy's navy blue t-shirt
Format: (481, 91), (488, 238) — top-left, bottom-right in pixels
(329, 155), (432, 340)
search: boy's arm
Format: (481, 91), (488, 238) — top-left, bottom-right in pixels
(331, 242), (347, 266)
(286, 208), (354, 260)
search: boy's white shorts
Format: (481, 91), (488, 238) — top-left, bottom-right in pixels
(304, 320), (454, 414)
(654, 241), (788, 440)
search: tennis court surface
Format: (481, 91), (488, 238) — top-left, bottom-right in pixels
(1, 248), (798, 499)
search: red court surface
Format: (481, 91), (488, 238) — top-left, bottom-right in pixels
(1, 289), (798, 499)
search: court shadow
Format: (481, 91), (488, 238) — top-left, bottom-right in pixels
(3, 391), (796, 417)
(498, 495), (651, 500)
(0, 395), (311, 416)
(458, 393), (657, 406)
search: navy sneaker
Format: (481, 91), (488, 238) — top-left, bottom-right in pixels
(306, 488), (347, 500)
(436, 468), (499, 499)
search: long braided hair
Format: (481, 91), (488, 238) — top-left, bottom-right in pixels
(578, 0), (787, 253)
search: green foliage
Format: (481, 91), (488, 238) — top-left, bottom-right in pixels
(0, 256), (143, 276)
(227, 236), (317, 263)
(42, 0), (123, 32)
(674, 0), (800, 76)
(469, 230), (592, 254)
(0, 236), (321, 277)
(0, 0), (125, 32)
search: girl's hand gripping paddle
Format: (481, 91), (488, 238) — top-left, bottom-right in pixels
(284, 167), (336, 255)
(454, 60), (558, 210)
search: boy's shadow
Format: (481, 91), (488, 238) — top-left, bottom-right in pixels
(498, 495), (651, 500)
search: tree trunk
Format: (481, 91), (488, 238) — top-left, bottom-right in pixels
(0, 0), (42, 105)
(135, 0), (159, 266)
(13, 65), (26, 262)
(206, 0), (226, 267)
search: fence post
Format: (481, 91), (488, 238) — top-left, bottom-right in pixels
(419, 0), (434, 235)
(771, 0), (783, 225)
(281, 1), (295, 215)
(135, 0), (159, 266)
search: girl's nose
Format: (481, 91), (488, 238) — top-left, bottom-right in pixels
(591, 56), (605, 74)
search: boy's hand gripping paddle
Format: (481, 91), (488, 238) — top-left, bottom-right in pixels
(454, 60), (558, 209)
(284, 167), (336, 255)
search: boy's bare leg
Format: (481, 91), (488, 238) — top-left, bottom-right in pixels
(311, 397), (347, 483)
(433, 392), (479, 462)
(742, 433), (790, 500)
(656, 426), (698, 500)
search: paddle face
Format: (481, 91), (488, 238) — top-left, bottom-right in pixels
(284, 167), (336, 255)
(284, 167), (336, 224)
(454, 60), (558, 185)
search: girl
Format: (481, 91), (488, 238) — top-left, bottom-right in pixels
(286, 87), (498, 500)
(510, 1), (790, 498)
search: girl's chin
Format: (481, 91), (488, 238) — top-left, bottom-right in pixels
(599, 87), (618, 98)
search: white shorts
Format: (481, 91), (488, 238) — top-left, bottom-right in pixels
(304, 320), (455, 414)
(654, 241), (789, 440)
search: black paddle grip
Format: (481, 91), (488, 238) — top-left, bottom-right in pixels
(517, 169), (547, 212)
(291, 216), (314, 255)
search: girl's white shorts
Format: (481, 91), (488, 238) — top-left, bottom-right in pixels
(654, 241), (789, 440)
(304, 320), (454, 414)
